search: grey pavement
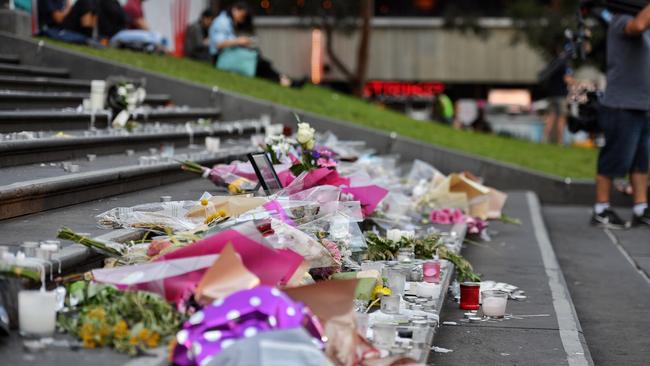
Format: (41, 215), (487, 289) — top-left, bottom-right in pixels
(544, 205), (650, 366)
(431, 191), (590, 366)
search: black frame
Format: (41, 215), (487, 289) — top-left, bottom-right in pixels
(247, 152), (283, 195)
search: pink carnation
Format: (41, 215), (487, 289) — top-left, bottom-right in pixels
(430, 208), (466, 224)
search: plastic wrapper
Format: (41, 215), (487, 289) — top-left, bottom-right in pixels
(91, 254), (218, 302)
(266, 219), (338, 269)
(95, 201), (199, 232)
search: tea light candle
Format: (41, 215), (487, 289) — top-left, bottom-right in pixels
(19, 290), (58, 336)
(481, 290), (508, 318)
(381, 295), (401, 314)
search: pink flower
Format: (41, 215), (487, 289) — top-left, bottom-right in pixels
(466, 216), (488, 235)
(317, 157), (337, 168)
(430, 208), (466, 224)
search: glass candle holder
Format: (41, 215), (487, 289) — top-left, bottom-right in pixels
(422, 260), (441, 283)
(481, 290), (508, 318)
(410, 320), (428, 343)
(396, 247), (415, 262)
(19, 290), (58, 336)
(372, 323), (397, 349)
(416, 282), (439, 299)
(381, 294), (401, 314)
(360, 261), (384, 273)
(355, 312), (369, 337)
(460, 282), (481, 310)
(386, 270), (406, 297)
(20, 242), (39, 257)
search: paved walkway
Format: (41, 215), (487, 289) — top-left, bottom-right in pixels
(545, 205), (650, 366)
(431, 191), (592, 366)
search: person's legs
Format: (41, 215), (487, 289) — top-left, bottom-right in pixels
(592, 106), (641, 228)
(255, 56), (281, 83)
(629, 114), (650, 225)
(543, 112), (556, 143)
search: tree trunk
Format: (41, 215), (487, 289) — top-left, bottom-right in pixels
(353, 0), (374, 97)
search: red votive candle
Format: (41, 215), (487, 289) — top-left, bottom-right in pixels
(459, 282), (481, 310)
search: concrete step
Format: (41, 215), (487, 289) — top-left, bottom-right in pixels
(0, 120), (264, 167)
(0, 75), (90, 92)
(0, 107), (222, 132)
(0, 54), (20, 64)
(0, 140), (255, 220)
(0, 63), (69, 78)
(0, 90), (171, 110)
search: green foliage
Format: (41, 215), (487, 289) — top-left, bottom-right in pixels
(44, 39), (598, 178)
(58, 281), (181, 355)
(364, 232), (480, 282)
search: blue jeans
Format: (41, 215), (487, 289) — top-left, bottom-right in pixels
(597, 105), (650, 177)
(41, 28), (89, 45)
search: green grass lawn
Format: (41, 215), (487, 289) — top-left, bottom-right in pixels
(47, 40), (597, 179)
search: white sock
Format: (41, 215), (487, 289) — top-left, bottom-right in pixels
(633, 203), (648, 217)
(594, 203), (610, 214)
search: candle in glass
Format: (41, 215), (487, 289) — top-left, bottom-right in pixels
(381, 295), (401, 314)
(386, 270), (406, 297)
(19, 290), (58, 336)
(423, 256), (441, 283)
(481, 290), (508, 318)
(460, 282), (481, 310)
(372, 323), (397, 349)
(416, 282), (439, 298)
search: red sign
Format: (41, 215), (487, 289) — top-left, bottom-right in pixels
(364, 81), (445, 98)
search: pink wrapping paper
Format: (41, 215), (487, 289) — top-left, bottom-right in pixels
(341, 185), (389, 217)
(159, 228), (305, 294)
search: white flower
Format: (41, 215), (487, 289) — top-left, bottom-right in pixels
(136, 87), (147, 103)
(386, 229), (402, 242)
(305, 139), (315, 150)
(117, 86), (127, 96)
(387, 229), (413, 242)
(296, 122), (315, 145)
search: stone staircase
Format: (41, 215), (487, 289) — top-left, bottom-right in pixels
(0, 52), (264, 228)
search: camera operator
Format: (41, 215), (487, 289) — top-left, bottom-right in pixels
(592, 3), (650, 228)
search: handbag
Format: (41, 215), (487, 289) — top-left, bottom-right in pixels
(216, 47), (259, 77)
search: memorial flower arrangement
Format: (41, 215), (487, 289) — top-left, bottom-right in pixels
(58, 281), (181, 355)
(264, 134), (296, 164)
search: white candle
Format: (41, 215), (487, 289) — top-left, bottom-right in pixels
(416, 282), (440, 298)
(482, 296), (507, 318)
(19, 290), (58, 336)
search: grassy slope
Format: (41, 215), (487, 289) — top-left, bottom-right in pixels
(48, 40), (597, 179)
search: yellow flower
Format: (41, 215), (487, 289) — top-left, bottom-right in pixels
(200, 198), (209, 206)
(79, 322), (95, 339)
(138, 328), (151, 341)
(204, 210), (227, 224)
(145, 332), (160, 348)
(227, 179), (245, 194)
(113, 320), (129, 339)
(88, 307), (106, 321)
(82, 338), (96, 349)
(129, 336), (139, 346)
(372, 286), (391, 300)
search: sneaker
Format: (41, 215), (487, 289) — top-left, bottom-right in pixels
(631, 208), (650, 228)
(590, 208), (628, 229)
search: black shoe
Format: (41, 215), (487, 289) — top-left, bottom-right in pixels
(631, 208), (650, 228)
(290, 76), (308, 89)
(590, 208), (628, 229)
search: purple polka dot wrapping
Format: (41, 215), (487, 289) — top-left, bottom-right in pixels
(173, 286), (317, 366)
